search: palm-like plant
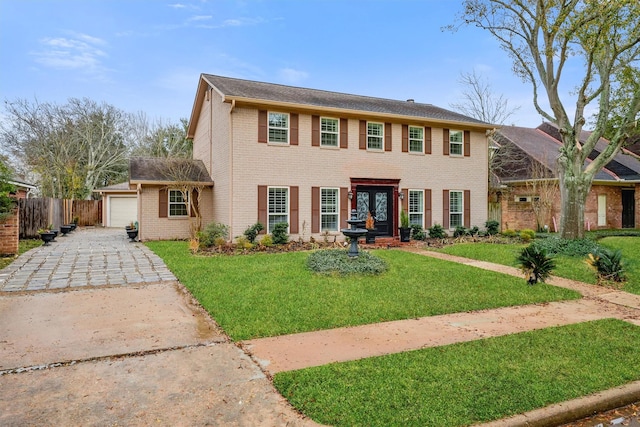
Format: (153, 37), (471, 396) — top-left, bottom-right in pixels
(586, 248), (626, 283)
(517, 245), (556, 285)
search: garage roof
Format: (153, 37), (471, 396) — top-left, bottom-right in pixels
(129, 157), (214, 186)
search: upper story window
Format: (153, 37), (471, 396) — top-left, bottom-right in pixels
(409, 126), (424, 153)
(169, 190), (188, 217)
(449, 130), (463, 156)
(320, 188), (339, 231)
(268, 112), (289, 144)
(449, 190), (463, 228)
(321, 118), (339, 147)
(268, 186), (289, 233)
(367, 122), (384, 150)
(408, 190), (424, 226)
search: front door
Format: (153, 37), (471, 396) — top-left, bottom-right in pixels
(356, 186), (393, 236)
(622, 189), (635, 228)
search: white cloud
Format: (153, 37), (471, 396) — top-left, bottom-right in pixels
(278, 68), (309, 85)
(188, 15), (212, 22)
(31, 33), (110, 80)
(169, 3), (187, 8)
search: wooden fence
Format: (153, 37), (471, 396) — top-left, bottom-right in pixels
(18, 198), (102, 238)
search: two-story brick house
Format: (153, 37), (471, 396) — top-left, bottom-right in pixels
(182, 74), (494, 242)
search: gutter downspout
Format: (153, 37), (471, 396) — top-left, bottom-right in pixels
(209, 88), (213, 176)
(137, 183), (142, 240)
(229, 99), (235, 240)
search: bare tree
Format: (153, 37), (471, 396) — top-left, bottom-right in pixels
(450, 69), (520, 125)
(454, 0), (640, 238)
(1, 98), (131, 199)
(130, 115), (192, 159)
(525, 155), (558, 232)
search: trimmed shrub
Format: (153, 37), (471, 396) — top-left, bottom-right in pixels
(586, 248), (626, 283)
(428, 223), (447, 239)
(517, 244), (556, 285)
(519, 229), (536, 242)
(198, 222), (229, 247)
(243, 222), (264, 244)
(272, 222), (289, 245)
(453, 226), (468, 238)
(307, 249), (388, 275)
(410, 224), (426, 241)
(485, 220), (500, 236)
(502, 229), (517, 237)
(260, 234), (273, 247)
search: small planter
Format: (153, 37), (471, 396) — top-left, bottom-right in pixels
(39, 231), (56, 246)
(69, 223), (77, 231)
(365, 231), (376, 244)
(126, 228), (138, 241)
(50, 230), (59, 241)
(399, 227), (411, 242)
(60, 225), (72, 235)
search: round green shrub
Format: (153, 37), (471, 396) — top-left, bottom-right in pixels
(502, 229), (517, 237)
(519, 229), (536, 242)
(307, 249), (388, 275)
(428, 223), (447, 239)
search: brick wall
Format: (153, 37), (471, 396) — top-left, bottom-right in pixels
(500, 183), (638, 231)
(0, 209), (19, 255)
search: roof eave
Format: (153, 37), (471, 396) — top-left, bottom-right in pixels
(225, 96), (496, 131)
(129, 179), (214, 187)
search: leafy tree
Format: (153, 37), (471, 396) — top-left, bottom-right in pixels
(454, 0), (640, 239)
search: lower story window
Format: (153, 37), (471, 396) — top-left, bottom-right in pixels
(449, 190), (463, 228)
(169, 190), (188, 217)
(268, 187), (289, 233)
(321, 188), (339, 231)
(408, 190), (423, 226)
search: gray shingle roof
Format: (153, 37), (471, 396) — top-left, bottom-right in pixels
(129, 157), (213, 184)
(494, 124), (640, 182)
(202, 74), (491, 125)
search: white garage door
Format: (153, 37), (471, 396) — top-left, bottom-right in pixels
(109, 197), (138, 228)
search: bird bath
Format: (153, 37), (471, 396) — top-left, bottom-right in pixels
(341, 209), (368, 258)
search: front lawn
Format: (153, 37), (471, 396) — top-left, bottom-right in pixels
(146, 242), (579, 340)
(434, 237), (640, 294)
(274, 318), (640, 426)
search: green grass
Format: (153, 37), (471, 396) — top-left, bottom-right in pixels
(274, 319), (640, 426)
(435, 237), (640, 293)
(0, 239), (42, 270)
(146, 241), (579, 340)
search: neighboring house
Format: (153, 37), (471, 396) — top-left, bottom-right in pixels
(8, 179), (37, 199)
(492, 123), (640, 231)
(96, 157), (213, 240)
(182, 74), (494, 242)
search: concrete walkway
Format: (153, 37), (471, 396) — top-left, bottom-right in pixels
(0, 228), (314, 426)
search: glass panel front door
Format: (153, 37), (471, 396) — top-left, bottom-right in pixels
(355, 186), (393, 236)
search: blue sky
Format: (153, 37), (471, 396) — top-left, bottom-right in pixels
(1, 0), (560, 127)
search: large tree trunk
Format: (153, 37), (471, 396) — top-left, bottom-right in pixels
(557, 155), (592, 239)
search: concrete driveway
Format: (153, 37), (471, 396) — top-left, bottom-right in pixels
(0, 228), (314, 426)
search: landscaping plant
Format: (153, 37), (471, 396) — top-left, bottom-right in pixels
(517, 244), (556, 285)
(271, 222), (289, 245)
(198, 221), (229, 248)
(307, 249), (388, 276)
(428, 223), (447, 239)
(485, 220), (500, 235)
(586, 248), (626, 284)
(243, 222), (264, 243)
(410, 224), (426, 241)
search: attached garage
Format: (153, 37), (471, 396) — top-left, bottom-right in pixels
(108, 196), (138, 228)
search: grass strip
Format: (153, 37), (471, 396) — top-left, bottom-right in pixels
(274, 319), (640, 426)
(436, 237), (640, 294)
(146, 241), (578, 340)
(0, 239), (42, 270)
